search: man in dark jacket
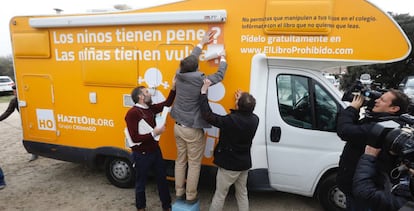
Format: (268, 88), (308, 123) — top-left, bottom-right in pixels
(199, 79), (259, 211)
(0, 85), (38, 161)
(337, 89), (409, 210)
(353, 145), (414, 211)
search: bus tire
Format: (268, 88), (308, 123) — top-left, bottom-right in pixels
(317, 173), (346, 211)
(104, 157), (135, 188)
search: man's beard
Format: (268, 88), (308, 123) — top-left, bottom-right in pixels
(144, 95), (152, 106)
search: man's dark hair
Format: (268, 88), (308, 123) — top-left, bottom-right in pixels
(389, 89), (410, 115)
(180, 55), (199, 73)
(131, 86), (145, 104)
(238, 92), (256, 113)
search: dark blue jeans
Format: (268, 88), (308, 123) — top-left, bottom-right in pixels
(0, 167), (4, 186)
(133, 148), (171, 210)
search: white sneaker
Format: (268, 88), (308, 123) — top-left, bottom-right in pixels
(0, 184), (5, 190)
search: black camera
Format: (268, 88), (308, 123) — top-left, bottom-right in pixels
(342, 80), (384, 111)
(384, 120), (414, 168)
(369, 115), (414, 197)
(371, 114), (414, 168)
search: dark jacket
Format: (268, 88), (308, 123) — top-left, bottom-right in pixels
(171, 46), (227, 128)
(199, 94), (259, 171)
(353, 154), (411, 211)
(336, 106), (395, 195)
(0, 96), (19, 121)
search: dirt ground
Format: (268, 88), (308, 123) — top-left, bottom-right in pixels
(0, 101), (322, 211)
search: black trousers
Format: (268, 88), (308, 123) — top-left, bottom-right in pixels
(133, 148), (171, 209)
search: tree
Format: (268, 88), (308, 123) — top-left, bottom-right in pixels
(341, 13), (414, 91)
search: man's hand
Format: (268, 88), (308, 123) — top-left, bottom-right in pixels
(364, 145), (381, 157)
(201, 79), (212, 94)
(199, 31), (215, 46)
(153, 125), (166, 136)
(218, 49), (226, 57)
(350, 94), (364, 110)
(235, 89), (242, 101)
(172, 76), (176, 91)
(218, 49), (226, 61)
(234, 89), (243, 108)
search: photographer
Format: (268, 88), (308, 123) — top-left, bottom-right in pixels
(353, 145), (414, 211)
(199, 79), (259, 211)
(337, 89), (409, 210)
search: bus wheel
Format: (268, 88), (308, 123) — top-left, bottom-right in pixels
(104, 157), (135, 188)
(317, 173), (346, 211)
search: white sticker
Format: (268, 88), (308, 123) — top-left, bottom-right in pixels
(36, 109), (56, 131)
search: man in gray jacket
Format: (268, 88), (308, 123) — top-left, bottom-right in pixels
(171, 31), (227, 204)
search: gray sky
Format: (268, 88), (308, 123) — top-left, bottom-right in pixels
(1, 0), (413, 57)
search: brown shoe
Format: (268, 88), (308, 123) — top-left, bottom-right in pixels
(163, 208), (171, 211)
(137, 209), (146, 211)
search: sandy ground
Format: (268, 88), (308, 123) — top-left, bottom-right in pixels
(0, 101), (322, 211)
